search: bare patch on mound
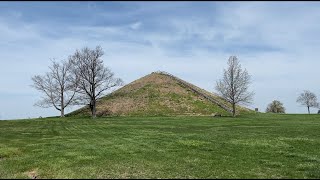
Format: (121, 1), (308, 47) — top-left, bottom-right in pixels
(97, 97), (148, 115)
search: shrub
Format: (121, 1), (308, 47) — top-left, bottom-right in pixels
(266, 100), (285, 113)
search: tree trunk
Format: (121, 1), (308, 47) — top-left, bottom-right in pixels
(308, 106), (310, 114)
(61, 108), (64, 117)
(232, 103), (236, 117)
(91, 100), (97, 118)
(61, 91), (64, 117)
(92, 84), (96, 118)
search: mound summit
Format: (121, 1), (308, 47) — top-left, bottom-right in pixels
(70, 71), (252, 117)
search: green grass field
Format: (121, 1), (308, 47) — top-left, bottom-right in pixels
(0, 114), (320, 178)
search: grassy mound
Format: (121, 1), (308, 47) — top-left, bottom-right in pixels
(70, 72), (253, 117)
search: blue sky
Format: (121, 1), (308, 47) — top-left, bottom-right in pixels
(0, 2), (320, 119)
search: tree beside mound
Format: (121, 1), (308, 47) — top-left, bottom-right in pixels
(69, 72), (253, 117)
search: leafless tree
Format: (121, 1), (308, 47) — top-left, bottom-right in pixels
(31, 59), (78, 117)
(266, 100), (285, 113)
(215, 56), (254, 117)
(296, 90), (319, 114)
(69, 46), (123, 118)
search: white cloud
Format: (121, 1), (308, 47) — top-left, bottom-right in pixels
(130, 21), (142, 30)
(1, 2), (320, 119)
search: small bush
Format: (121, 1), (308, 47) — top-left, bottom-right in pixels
(266, 100), (285, 113)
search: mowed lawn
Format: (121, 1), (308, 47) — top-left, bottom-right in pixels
(0, 114), (320, 178)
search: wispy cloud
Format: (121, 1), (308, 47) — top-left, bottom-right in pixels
(0, 2), (320, 119)
(130, 21), (142, 30)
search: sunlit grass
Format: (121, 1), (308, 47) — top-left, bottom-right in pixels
(0, 113), (320, 178)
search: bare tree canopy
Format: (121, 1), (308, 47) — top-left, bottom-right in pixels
(69, 46), (123, 118)
(215, 56), (254, 117)
(296, 90), (319, 114)
(31, 59), (78, 117)
(266, 100), (285, 113)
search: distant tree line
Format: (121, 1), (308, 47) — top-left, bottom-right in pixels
(31, 46), (123, 118)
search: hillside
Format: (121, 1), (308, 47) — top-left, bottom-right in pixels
(70, 71), (253, 117)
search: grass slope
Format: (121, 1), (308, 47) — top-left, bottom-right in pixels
(1, 114), (320, 178)
(70, 72), (252, 117)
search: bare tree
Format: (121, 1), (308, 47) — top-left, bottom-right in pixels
(296, 90), (319, 114)
(31, 59), (78, 117)
(266, 100), (285, 113)
(215, 56), (254, 117)
(69, 46), (123, 118)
